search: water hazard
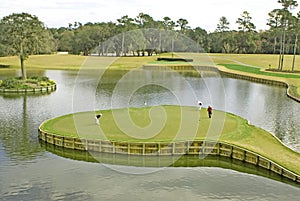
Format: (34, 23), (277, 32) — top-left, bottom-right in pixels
(1, 69), (300, 200)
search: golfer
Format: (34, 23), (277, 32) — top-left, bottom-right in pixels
(197, 100), (203, 110)
(95, 113), (102, 125)
(207, 106), (213, 118)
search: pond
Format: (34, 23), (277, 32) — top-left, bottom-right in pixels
(0, 69), (300, 200)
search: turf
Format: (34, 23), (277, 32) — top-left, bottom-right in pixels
(40, 105), (236, 141)
(219, 63), (300, 78)
(40, 105), (300, 175)
(0, 54), (158, 70)
(209, 53), (300, 72)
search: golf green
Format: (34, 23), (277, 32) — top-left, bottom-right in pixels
(40, 105), (238, 142)
(39, 105), (300, 176)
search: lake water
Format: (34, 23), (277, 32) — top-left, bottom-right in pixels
(0, 69), (300, 200)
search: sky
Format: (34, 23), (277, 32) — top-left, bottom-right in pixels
(0, 0), (299, 32)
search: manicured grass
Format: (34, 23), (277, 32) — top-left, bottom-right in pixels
(0, 54), (158, 70)
(220, 63), (300, 79)
(40, 105), (300, 175)
(0, 53), (298, 71)
(0, 54), (86, 70)
(209, 53), (300, 72)
(41, 105), (234, 141)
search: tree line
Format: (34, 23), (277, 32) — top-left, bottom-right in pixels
(0, 0), (299, 79)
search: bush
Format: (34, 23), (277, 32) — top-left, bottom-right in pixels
(26, 79), (38, 84)
(39, 76), (49, 82)
(0, 80), (2, 87)
(29, 76), (49, 82)
(20, 84), (31, 89)
(49, 80), (56, 85)
(40, 81), (48, 87)
(2, 78), (22, 89)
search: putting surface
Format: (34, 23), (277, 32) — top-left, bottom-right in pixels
(40, 105), (238, 142)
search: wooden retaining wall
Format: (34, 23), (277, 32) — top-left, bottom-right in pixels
(38, 129), (300, 184)
(143, 65), (218, 72)
(0, 84), (56, 94)
(143, 65), (194, 71)
(143, 64), (300, 102)
(219, 71), (300, 102)
(219, 71), (287, 87)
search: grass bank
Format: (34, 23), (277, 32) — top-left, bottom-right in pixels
(40, 105), (300, 175)
(208, 54), (300, 98)
(209, 53), (300, 72)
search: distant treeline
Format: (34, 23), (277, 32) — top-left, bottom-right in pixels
(0, 0), (299, 57)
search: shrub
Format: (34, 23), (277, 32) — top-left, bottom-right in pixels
(0, 80), (2, 87)
(40, 81), (48, 87)
(21, 84), (31, 89)
(26, 79), (38, 84)
(39, 76), (49, 82)
(49, 80), (56, 85)
(29, 76), (49, 82)
(2, 78), (22, 89)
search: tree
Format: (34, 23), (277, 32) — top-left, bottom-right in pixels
(176, 18), (190, 34)
(135, 13), (154, 28)
(162, 16), (176, 30)
(236, 11), (256, 32)
(57, 30), (74, 52)
(278, 0), (298, 10)
(116, 15), (137, 56)
(267, 9), (282, 54)
(186, 27), (208, 51)
(236, 11), (257, 53)
(291, 12), (300, 71)
(216, 16), (230, 32)
(74, 25), (100, 56)
(214, 17), (233, 53)
(0, 13), (52, 79)
(277, 0), (298, 71)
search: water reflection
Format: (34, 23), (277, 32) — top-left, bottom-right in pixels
(0, 95), (43, 162)
(40, 141), (300, 188)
